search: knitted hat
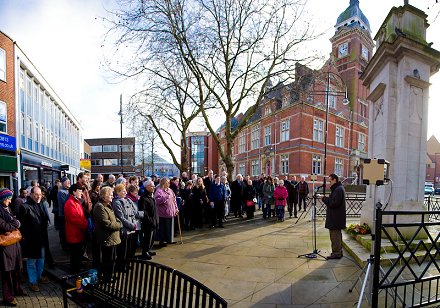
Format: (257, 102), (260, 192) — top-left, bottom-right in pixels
(0, 189), (13, 204)
(61, 176), (69, 183)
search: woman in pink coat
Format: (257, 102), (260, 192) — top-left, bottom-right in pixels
(154, 177), (179, 246)
(273, 180), (288, 222)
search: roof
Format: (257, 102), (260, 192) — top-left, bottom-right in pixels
(335, 0), (371, 33)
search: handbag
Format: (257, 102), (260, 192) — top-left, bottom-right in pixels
(0, 229), (22, 247)
(246, 200), (254, 207)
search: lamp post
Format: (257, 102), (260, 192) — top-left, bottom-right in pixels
(149, 128), (154, 176)
(307, 66), (350, 195)
(118, 94), (124, 175)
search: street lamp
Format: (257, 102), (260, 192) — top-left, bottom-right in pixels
(118, 94), (124, 175)
(306, 65), (350, 196)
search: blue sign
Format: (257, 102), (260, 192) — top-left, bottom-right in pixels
(0, 134), (16, 152)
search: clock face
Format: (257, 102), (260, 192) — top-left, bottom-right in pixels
(338, 43), (348, 57)
(362, 46), (369, 60)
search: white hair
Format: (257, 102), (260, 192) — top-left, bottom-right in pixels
(143, 180), (153, 187)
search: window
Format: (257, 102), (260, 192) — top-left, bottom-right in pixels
(121, 145), (133, 152)
(251, 125), (260, 150)
(0, 101), (6, 133)
(327, 86), (336, 109)
(90, 146), (102, 152)
(238, 131), (246, 154)
(313, 118), (324, 142)
(312, 155), (322, 175)
(103, 159), (118, 166)
(238, 163), (245, 176)
(0, 48), (5, 81)
(264, 126), (271, 146)
(103, 145), (118, 152)
(251, 160), (260, 176)
(120, 158), (132, 166)
(359, 100), (368, 119)
(264, 106), (271, 116)
(91, 159), (102, 166)
(280, 119), (290, 142)
(282, 95), (290, 108)
(335, 126), (344, 147)
(335, 158), (343, 176)
(358, 133), (366, 151)
(280, 154), (289, 175)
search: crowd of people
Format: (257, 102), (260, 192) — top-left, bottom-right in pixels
(0, 169), (348, 306)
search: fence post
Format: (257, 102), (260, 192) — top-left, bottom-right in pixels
(428, 195), (431, 212)
(371, 204), (382, 308)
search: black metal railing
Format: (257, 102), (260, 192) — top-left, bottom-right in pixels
(372, 208), (440, 307)
(424, 195), (440, 222)
(308, 192), (365, 217)
(62, 259), (228, 308)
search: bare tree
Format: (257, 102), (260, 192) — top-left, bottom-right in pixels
(124, 53), (212, 174)
(105, 0), (321, 180)
(127, 114), (162, 176)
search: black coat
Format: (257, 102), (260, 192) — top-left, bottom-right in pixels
(230, 180), (243, 206)
(138, 192), (159, 231)
(0, 206), (22, 271)
(19, 198), (50, 259)
(323, 182), (346, 230)
(203, 177), (214, 196)
(289, 181), (299, 199)
(243, 185), (256, 201)
(190, 187), (208, 209)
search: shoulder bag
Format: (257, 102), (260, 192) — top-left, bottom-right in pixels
(0, 229), (22, 247)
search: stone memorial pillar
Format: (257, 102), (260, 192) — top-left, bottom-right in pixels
(360, 3), (440, 235)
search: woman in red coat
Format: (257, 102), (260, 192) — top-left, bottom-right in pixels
(64, 183), (88, 274)
(273, 180), (288, 222)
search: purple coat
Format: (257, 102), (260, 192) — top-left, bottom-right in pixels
(154, 187), (178, 218)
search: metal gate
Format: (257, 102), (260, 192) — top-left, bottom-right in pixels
(372, 208), (440, 307)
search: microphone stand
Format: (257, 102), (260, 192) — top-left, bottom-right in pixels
(298, 180), (326, 260)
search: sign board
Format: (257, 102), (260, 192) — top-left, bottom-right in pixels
(0, 134), (16, 152)
(80, 159), (91, 170)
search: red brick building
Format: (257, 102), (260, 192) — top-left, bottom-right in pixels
(217, 0), (372, 185)
(426, 135), (440, 188)
(0, 31), (18, 188)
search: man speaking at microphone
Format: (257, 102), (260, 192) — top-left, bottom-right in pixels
(320, 174), (346, 260)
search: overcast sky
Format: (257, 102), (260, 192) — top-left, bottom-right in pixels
(1, 0), (439, 158)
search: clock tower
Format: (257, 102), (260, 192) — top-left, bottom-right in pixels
(330, 0), (374, 176)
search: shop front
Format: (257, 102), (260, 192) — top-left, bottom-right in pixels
(20, 151), (62, 188)
(0, 134), (18, 191)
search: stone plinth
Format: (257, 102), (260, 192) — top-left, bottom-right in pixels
(360, 4), (440, 236)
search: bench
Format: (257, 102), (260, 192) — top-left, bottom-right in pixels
(61, 258), (227, 307)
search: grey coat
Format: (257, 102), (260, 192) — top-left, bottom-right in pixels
(112, 197), (139, 237)
(323, 182), (346, 230)
(93, 202), (122, 247)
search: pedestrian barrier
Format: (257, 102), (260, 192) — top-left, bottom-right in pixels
(424, 195), (440, 222)
(311, 192), (365, 217)
(372, 208), (440, 307)
(61, 258), (227, 308)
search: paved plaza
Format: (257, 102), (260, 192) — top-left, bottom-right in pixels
(0, 211), (373, 308)
(151, 213), (368, 307)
